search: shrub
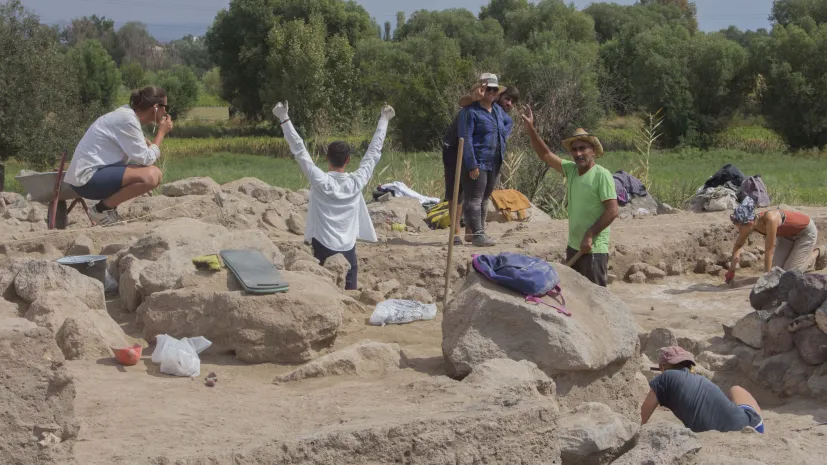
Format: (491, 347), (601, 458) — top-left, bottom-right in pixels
(713, 126), (788, 153)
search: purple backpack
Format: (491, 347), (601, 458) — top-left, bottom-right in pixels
(738, 175), (771, 207)
(472, 252), (570, 316)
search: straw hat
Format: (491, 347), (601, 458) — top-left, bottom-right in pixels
(562, 128), (604, 158)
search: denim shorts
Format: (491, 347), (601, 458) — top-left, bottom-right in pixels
(70, 164), (127, 200)
(739, 404), (765, 433)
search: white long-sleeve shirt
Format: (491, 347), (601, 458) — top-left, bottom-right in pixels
(65, 105), (160, 186)
(283, 118), (388, 252)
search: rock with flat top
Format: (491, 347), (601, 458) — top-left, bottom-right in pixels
(287, 212), (306, 235)
(612, 421), (701, 465)
(273, 341), (406, 383)
(732, 311), (771, 349)
(558, 402), (638, 465)
(323, 254), (351, 289)
(68, 234), (94, 256)
(161, 176), (220, 197)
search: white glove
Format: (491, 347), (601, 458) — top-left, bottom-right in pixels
(272, 101), (289, 122)
(380, 104), (395, 122)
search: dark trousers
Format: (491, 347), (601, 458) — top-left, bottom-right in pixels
(461, 165), (500, 234)
(311, 238), (358, 290)
(566, 247), (609, 287)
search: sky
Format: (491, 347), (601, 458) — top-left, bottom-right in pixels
(23, 0), (775, 42)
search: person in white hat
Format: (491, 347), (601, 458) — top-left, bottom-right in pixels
(457, 73), (514, 247)
(521, 106), (618, 286)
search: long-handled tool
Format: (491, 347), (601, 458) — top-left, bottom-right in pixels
(565, 250), (584, 268)
(443, 137), (465, 307)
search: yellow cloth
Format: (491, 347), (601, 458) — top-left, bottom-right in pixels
(192, 254), (222, 271)
(490, 189), (531, 221)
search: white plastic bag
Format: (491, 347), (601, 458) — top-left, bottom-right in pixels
(152, 334), (212, 377)
(369, 299), (437, 326)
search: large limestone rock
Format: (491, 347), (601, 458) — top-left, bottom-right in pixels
(787, 273), (827, 315)
(24, 291), (128, 360)
(368, 196), (424, 226)
(731, 311), (771, 349)
(443, 265), (641, 416)
(749, 350), (814, 397)
(761, 314), (794, 355)
(274, 341), (406, 383)
(749, 268), (788, 311)
(816, 303), (827, 334)
(558, 402), (638, 465)
(161, 176), (220, 197)
(612, 421), (701, 465)
(117, 218), (284, 311)
(322, 254), (351, 289)
(14, 260), (105, 310)
(792, 326), (827, 365)
(0, 318), (78, 464)
(68, 234), (94, 256)
(137, 271), (347, 364)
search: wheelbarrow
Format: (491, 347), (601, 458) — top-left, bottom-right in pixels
(14, 151), (95, 230)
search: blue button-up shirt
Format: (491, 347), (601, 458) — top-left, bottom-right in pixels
(459, 102), (513, 172)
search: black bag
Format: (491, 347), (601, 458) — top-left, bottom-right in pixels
(703, 164), (745, 190)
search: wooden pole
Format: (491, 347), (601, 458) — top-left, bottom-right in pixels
(48, 151), (67, 230)
(443, 137), (465, 307)
(566, 250), (584, 268)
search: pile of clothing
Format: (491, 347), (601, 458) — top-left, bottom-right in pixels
(689, 164), (771, 213)
(613, 170), (648, 206)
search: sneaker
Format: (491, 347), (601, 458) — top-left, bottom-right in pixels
(472, 233), (497, 247)
(89, 206), (120, 226)
(816, 245), (827, 271)
(453, 235), (462, 246)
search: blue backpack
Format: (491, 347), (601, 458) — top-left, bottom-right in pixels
(472, 252), (570, 316)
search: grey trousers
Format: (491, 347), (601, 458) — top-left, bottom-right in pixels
(461, 166), (500, 235)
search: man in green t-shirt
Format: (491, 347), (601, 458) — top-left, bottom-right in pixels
(521, 106), (619, 286)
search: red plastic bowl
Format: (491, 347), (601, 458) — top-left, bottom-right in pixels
(111, 344), (143, 366)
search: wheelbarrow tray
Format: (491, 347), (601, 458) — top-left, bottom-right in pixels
(14, 171), (80, 203)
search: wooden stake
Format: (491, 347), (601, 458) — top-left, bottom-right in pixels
(443, 137), (465, 307)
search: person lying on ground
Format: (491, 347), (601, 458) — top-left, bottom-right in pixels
(521, 106), (618, 287)
(641, 346), (765, 434)
(274, 101), (395, 291)
(459, 73), (514, 248)
(443, 83), (521, 245)
(726, 197), (827, 284)
(65, 85), (172, 226)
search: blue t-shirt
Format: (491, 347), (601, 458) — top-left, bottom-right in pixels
(649, 368), (751, 433)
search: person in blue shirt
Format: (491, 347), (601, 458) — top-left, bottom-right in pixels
(458, 73), (514, 247)
(442, 82), (519, 245)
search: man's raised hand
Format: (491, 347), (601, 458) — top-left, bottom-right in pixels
(272, 101), (289, 122)
(520, 105), (535, 128)
(380, 104), (395, 122)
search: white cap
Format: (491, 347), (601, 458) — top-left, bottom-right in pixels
(479, 73), (499, 88)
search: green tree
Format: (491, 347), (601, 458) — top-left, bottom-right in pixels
(206, 0), (376, 120)
(120, 59), (145, 90)
(67, 39), (121, 109)
(614, 26), (749, 146)
(760, 22), (827, 148)
(638, 0), (698, 31)
(61, 14), (123, 63)
(394, 9), (505, 64)
(771, 0), (827, 26)
(383, 21), (391, 40)
(201, 67), (222, 96)
(503, 0), (596, 46)
(354, 29), (474, 149)
(117, 21), (161, 70)
(0, 0), (82, 190)
(168, 35), (212, 76)
(478, 0), (530, 37)
(585, 2), (695, 43)
(147, 65), (200, 118)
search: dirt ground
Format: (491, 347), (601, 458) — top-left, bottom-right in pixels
(6, 196), (827, 464)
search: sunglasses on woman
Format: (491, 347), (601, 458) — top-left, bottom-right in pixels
(485, 87), (499, 93)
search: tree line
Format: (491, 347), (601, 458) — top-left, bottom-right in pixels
(1, 0), (826, 190)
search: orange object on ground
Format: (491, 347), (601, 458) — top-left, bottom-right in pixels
(111, 344), (143, 366)
(490, 189), (532, 221)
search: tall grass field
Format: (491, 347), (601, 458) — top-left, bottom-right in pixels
(6, 142), (824, 213)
